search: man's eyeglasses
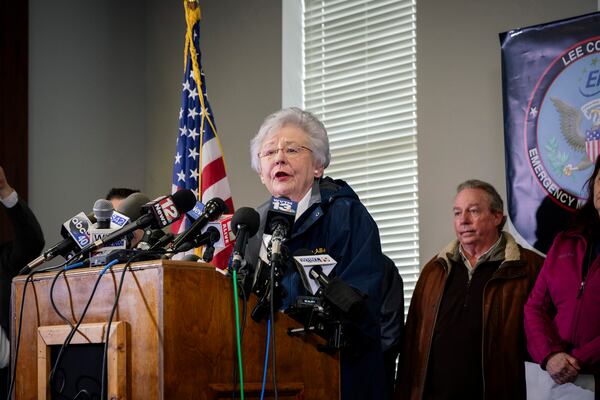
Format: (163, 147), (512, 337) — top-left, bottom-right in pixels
(258, 145), (312, 160)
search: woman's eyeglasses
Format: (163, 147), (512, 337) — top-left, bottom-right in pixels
(258, 145), (312, 160)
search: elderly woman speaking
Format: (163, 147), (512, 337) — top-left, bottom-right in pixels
(244, 107), (386, 399)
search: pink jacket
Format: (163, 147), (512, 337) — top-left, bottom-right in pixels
(524, 230), (600, 373)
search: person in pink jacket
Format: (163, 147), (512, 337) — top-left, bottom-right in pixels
(524, 156), (600, 393)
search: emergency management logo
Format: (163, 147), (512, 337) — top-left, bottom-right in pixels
(526, 37), (600, 211)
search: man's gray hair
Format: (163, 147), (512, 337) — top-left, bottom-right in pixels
(250, 107), (331, 173)
(457, 179), (506, 230)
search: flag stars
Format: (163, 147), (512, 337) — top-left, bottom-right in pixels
(179, 126), (188, 136)
(191, 188), (199, 198)
(188, 127), (200, 141)
(529, 106), (539, 118)
(188, 107), (199, 120)
(182, 80), (191, 92)
(188, 147), (200, 160)
(177, 170), (186, 182)
(188, 87), (199, 100)
(175, 152), (182, 164)
(179, 107), (184, 119)
(200, 107), (210, 119)
(190, 169), (199, 180)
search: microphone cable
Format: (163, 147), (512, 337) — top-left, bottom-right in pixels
(6, 269), (35, 400)
(48, 259), (119, 396)
(100, 250), (163, 400)
(269, 258), (279, 400)
(230, 270), (249, 400)
(6, 255), (79, 400)
(232, 267), (246, 400)
(259, 318), (271, 400)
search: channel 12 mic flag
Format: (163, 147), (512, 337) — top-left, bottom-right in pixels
(172, 0), (234, 269)
(500, 12), (600, 254)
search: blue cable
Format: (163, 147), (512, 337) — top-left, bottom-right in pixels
(100, 259), (119, 275)
(259, 319), (271, 400)
(63, 261), (85, 271)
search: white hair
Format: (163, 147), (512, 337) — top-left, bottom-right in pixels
(250, 107), (331, 172)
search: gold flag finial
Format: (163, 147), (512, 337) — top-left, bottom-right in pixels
(186, 0), (199, 10)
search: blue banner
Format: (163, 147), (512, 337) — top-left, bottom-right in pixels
(501, 12), (600, 253)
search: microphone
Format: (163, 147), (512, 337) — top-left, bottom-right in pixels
(22, 212), (95, 273)
(302, 259), (367, 322)
(136, 229), (167, 251)
(170, 197), (228, 252)
(115, 192), (151, 221)
(173, 226), (221, 253)
(77, 190), (196, 256)
(292, 248), (337, 295)
(92, 199), (112, 229)
(149, 232), (175, 251)
(20, 193), (151, 274)
(230, 207), (260, 271)
(264, 197), (297, 262)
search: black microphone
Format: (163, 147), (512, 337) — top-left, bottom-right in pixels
(175, 226), (221, 253)
(77, 190), (196, 256)
(309, 266), (368, 322)
(309, 266), (331, 288)
(231, 207), (260, 271)
(135, 229), (166, 251)
(264, 197), (297, 262)
(170, 197), (228, 252)
(21, 212), (95, 273)
(292, 248), (367, 321)
(149, 232), (175, 251)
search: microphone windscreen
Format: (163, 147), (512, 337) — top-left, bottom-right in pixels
(93, 199), (113, 222)
(231, 207), (260, 237)
(116, 192), (151, 220)
(205, 197), (229, 218)
(172, 189), (197, 214)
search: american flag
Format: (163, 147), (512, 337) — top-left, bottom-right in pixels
(172, 2), (234, 269)
(586, 129), (600, 163)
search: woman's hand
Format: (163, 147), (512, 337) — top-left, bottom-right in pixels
(546, 352), (580, 384)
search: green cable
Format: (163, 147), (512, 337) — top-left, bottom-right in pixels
(232, 268), (245, 400)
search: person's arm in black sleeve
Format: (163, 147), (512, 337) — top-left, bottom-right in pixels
(0, 166), (45, 275)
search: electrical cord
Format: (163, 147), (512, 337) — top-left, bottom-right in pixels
(230, 274), (248, 400)
(6, 257), (73, 400)
(259, 318), (271, 400)
(49, 260), (119, 394)
(100, 251), (163, 400)
(269, 259), (278, 400)
(232, 268), (245, 400)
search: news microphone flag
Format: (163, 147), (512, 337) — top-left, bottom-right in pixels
(171, 1), (234, 269)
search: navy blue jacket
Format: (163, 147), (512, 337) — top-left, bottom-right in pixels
(246, 177), (385, 399)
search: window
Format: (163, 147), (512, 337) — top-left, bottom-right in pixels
(300, 0), (418, 314)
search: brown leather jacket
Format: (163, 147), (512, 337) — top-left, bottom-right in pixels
(396, 233), (544, 400)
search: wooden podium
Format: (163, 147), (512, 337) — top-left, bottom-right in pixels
(10, 260), (340, 399)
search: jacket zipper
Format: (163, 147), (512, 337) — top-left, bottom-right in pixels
(419, 261), (449, 400)
(571, 258), (597, 346)
(480, 264), (525, 399)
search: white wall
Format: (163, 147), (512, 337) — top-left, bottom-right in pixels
(417, 0), (596, 259)
(29, 0), (147, 245)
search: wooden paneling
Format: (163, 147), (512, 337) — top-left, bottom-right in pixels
(11, 260), (340, 399)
